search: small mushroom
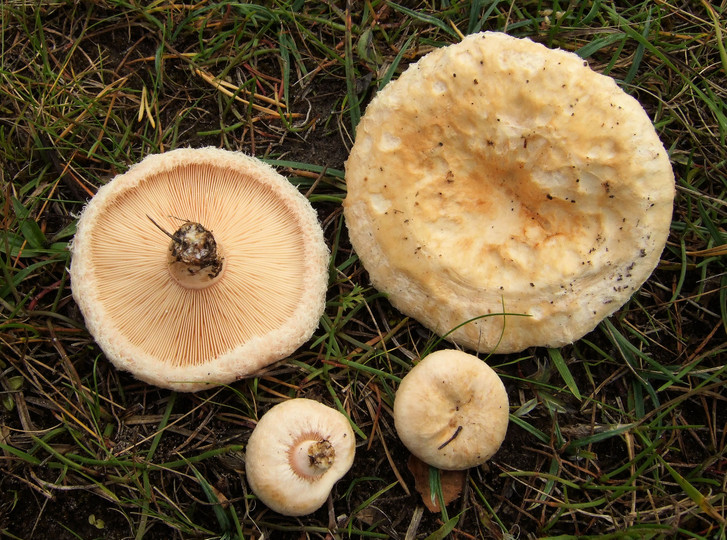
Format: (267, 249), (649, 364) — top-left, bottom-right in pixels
(344, 31), (675, 353)
(393, 349), (509, 471)
(245, 398), (356, 516)
(70, 147), (329, 391)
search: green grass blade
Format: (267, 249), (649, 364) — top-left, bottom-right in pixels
(344, 7), (361, 132)
(423, 512), (462, 540)
(388, 3), (459, 40)
(547, 348), (582, 400)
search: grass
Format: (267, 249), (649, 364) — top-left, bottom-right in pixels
(1, 0), (725, 538)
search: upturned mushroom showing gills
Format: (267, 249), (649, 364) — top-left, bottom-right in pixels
(393, 349), (509, 471)
(245, 398), (356, 516)
(344, 31), (675, 353)
(70, 147), (329, 391)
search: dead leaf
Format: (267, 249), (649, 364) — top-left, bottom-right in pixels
(407, 455), (466, 512)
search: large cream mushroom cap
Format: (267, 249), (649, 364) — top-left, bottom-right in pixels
(393, 349), (509, 471)
(70, 147), (329, 391)
(344, 31), (675, 353)
(244, 398), (356, 516)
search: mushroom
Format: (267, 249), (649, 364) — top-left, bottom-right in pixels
(343, 32), (675, 353)
(70, 147), (329, 391)
(393, 349), (509, 470)
(244, 398), (356, 516)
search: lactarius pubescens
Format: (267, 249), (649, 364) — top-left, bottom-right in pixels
(344, 31), (675, 353)
(70, 147), (329, 391)
(245, 398), (356, 516)
(394, 350), (509, 470)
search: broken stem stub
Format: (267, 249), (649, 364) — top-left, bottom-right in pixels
(291, 439), (336, 480)
(149, 216), (225, 289)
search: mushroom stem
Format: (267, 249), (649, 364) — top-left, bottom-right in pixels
(149, 216), (226, 289)
(290, 438), (336, 480)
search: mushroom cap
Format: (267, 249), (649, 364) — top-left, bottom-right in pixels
(244, 398), (356, 516)
(344, 31), (675, 353)
(70, 147), (329, 391)
(393, 349), (509, 470)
